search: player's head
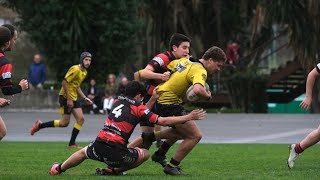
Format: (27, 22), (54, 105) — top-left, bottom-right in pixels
(2, 24), (17, 51)
(0, 26), (11, 51)
(125, 81), (146, 101)
(79, 51), (92, 69)
(201, 46), (226, 74)
(169, 33), (190, 59)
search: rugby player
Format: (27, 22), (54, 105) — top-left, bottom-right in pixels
(30, 52), (93, 148)
(142, 46), (226, 175)
(49, 81), (206, 175)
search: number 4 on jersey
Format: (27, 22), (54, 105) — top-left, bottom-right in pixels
(112, 104), (124, 118)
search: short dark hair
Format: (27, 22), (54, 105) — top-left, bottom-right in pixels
(2, 24), (16, 37)
(202, 46), (227, 62)
(125, 81), (146, 98)
(0, 26), (11, 47)
(169, 33), (191, 51)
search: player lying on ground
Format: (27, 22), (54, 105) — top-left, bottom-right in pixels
(49, 81), (206, 175)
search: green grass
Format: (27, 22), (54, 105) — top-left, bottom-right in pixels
(1, 142), (320, 179)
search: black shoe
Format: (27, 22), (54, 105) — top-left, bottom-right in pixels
(141, 132), (156, 149)
(151, 153), (167, 167)
(156, 140), (164, 148)
(163, 165), (182, 175)
(96, 167), (125, 176)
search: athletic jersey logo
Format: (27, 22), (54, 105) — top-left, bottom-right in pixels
(144, 109), (150, 115)
(2, 72), (11, 79)
(202, 73), (207, 81)
(152, 57), (164, 66)
(175, 62), (187, 72)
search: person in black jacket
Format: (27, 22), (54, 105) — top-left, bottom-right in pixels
(84, 78), (102, 114)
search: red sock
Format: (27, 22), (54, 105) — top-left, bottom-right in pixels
(295, 143), (304, 154)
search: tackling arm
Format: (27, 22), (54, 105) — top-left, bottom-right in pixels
(141, 65), (170, 81)
(156, 109), (206, 126)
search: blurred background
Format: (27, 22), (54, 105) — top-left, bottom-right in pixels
(0, 0), (319, 114)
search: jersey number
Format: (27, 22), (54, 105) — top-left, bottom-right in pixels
(112, 104), (124, 118)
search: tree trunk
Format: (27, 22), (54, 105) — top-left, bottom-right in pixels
(213, 0), (224, 46)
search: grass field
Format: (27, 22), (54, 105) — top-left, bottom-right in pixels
(1, 142), (320, 179)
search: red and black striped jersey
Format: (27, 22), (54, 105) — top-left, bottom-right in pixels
(97, 96), (159, 146)
(0, 52), (13, 88)
(0, 51), (22, 95)
(145, 51), (176, 95)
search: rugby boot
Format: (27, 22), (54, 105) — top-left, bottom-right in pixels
(163, 164), (182, 175)
(30, 120), (42, 135)
(287, 144), (299, 169)
(151, 153), (167, 167)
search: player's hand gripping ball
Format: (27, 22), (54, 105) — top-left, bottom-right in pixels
(186, 83), (210, 102)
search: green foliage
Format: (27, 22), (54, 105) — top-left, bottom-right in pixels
(223, 67), (268, 113)
(2, 142), (320, 179)
(260, 0), (320, 70)
(4, 0), (144, 82)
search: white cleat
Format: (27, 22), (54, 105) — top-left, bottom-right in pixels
(287, 144), (299, 169)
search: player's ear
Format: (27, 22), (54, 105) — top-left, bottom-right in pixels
(172, 45), (178, 52)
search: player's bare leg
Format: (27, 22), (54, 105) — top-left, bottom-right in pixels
(0, 116), (7, 140)
(30, 114), (71, 135)
(300, 127), (320, 150)
(288, 127), (320, 168)
(50, 147), (87, 175)
(69, 108), (85, 148)
(164, 120), (202, 175)
(172, 121), (202, 161)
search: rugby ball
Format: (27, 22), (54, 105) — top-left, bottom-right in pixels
(186, 83), (210, 102)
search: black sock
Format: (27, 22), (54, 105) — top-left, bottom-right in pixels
(168, 158), (180, 168)
(69, 128), (80, 146)
(155, 141), (172, 156)
(39, 121), (54, 129)
(58, 164), (65, 172)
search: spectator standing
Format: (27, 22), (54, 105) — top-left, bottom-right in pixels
(226, 41), (239, 66)
(103, 73), (118, 114)
(28, 53), (46, 89)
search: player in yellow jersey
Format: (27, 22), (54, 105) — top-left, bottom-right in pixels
(30, 52), (93, 148)
(142, 46), (226, 175)
(130, 34), (190, 149)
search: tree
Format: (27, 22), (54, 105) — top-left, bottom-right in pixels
(254, 0), (320, 112)
(4, 0), (144, 83)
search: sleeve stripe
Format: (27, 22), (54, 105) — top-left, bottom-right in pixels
(316, 63), (320, 73)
